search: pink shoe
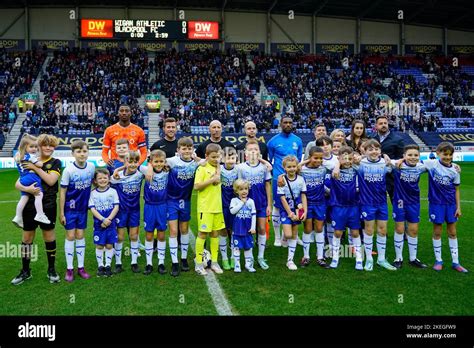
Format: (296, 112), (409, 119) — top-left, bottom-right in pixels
(65, 269), (74, 282)
(452, 263), (468, 273)
(433, 261), (443, 272)
(77, 267), (91, 279)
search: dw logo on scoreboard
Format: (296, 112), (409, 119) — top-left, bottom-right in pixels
(188, 21), (219, 40)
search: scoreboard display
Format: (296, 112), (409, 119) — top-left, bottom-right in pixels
(81, 19), (219, 41)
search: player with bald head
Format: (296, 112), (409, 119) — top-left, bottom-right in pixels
(236, 121), (268, 161)
(195, 120), (235, 159)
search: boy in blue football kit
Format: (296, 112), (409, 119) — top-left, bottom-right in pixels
(424, 142), (468, 273)
(59, 140), (96, 282)
(329, 146), (363, 270)
(229, 179), (257, 273)
(89, 169), (120, 277)
(107, 138), (129, 176)
(111, 151), (144, 273)
(142, 150), (171, 276)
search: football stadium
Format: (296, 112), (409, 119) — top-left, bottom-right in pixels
(0, 0), (473, 345)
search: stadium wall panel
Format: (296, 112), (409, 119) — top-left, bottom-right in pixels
(225, 12), (266, 43)
(316, 17), (356, 43)
(405, 24), (442, 44)
(30, 8), (75, 40)
(0, 8), (25, 39)
(360, 21), (399, 45)
(270, 14), (312, 43)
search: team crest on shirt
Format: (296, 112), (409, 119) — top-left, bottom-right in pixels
(46, 164), (52, 169)
(292, 142), (298, 150)
(131, 131), (136, 136)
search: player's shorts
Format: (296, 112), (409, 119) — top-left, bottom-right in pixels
(429, 203), (458, 224)
(255, 207), (268, 219)
(223, 207), (235, 231)
(19, 173), (43, 195)
(392, 203), (420, 223)
(167, 199), (191, 222)
(93, 227), (118, 245)
(144, 203), (167, 232)
(116, 209), (140, 228)
(23, 203), (56, 231)
(198, 212), (225, 232)
(360, 203), (388, 221)
(232, 234), (254, 250)
(306, 204), (326, 221)
(280, 210), (301, 225)
(331, 206), (360, 231)
(64, 210), (88, 230)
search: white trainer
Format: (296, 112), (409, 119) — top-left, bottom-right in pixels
(210, 262), (223, 274)
(34, 213), (51, 225)
(273, 239), (282, 247)
(286, 261), (298, 271)
(12, 215), (24, 229)
(195, 263), (208, 276)
(281, 238), (288, 248)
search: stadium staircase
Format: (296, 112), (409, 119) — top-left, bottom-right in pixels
(407, 129), (428, 151)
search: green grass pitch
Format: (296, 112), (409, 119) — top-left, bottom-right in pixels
(0, 165), (472, 316)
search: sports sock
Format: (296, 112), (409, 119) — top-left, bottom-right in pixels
(448, 238), (459, 264)
(169, 237), (178, 263)
(210, 237), (219, 263)
(157, 240), (166, 265)
(233, 248), (241, 271)
(33, 192), (45, 215)
(75, 238), (86, 268)
(272, 207), (281, 241)
(219, 236), (228, 261)
(433, 238), (442, 262)
(302, 232), (312, 259)
(64, 239), (75, 270)
(257, 234), (266, 259)
(376, 235), (387, 262)
(95, 249), (104, 267)
(180, 233), (189, 259)
(287, 239), (297, 262)
(130, 240), (139, 264)
(326, 223), (334, 249)
(363, 232), (374, 261)
(352, 236), (362, 262)
(195, 236), (205, 264)
(145, 240), (154, 266)
(45, 240), (57, 269)
(105, 248), (114, 267)
(15, 195), (29, 217)
(21, 242), (32, 271)
(348, 231), (353, 246)
(114, 242), (123, 265)
(244, 249), (253, 268)
(332, 237), (341, 263)
(315, 232), (325, 259)
(394, 232), (404, 261)
(407, 235), (418, 261)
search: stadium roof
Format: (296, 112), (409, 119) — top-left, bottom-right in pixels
(2, 0), (474, 32)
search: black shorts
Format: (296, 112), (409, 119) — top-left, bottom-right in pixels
(23, 203), (57, 231)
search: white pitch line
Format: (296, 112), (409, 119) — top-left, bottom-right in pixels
(420, 197), (474, 203)
(0, 200), (19, 204)
(187, 229), (236, 316)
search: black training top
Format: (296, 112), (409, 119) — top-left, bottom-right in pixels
(25, 157), (62, 210)
(150, 138), (179, 158)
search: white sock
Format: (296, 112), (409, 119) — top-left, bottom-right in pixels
(169, 237), (178, 263)
(376, 235), (387, 262)
(287, 239), (297, 262)
(244, 249), (254, 268)
(114, 242), (123, 265)
(15, 195), (29, 217)
(65, 239), (75, 270)
(105, 248), (114, 267)
(258, 234), (266, 259)
(272, 207), (281, 241)
(315, 232), (325, 260)
(95, 248), (104, 267)
(145, 240), (154, 266)
(75, 238), (86, 268)
(302, 233), (312, 259)
(332, 237), (341, 262)
(353, 236), (362, 262)
(130, 240), (139, 264)
(157, 240), (166, 265)
(363, 232), (374, 261)
(233, 247), (241, 271)
(449, 238), (459, 264)
(394, 232), (404, 261)
(433, 238), (442, 262)
(219, 236), (228, 261)
(407, 235), (418, 261)
(181, 233), (189, 259)
(348, 231), (353, 246)
(326, 223), (334, 248)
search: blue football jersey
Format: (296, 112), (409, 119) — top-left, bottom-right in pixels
(392, 160), (427, 206)
(221, 164), (239, 207)
(355, 158), (391, 205)
(17, 153), (40, 177)
(140, 165), (168, 205)
(329, 168), (358, 206)
(300, 165), (330, 205)
(167, 156), (200, 201)
(107, 159), (125, 176)
(424, 159), (460, 205)
(237, 162), (272, 212)
(267, 133), (303, 177)
(230, 197), (256, 237)
(88, 187), (119, 227)
(60, 162), (96, 212)
(110, 168), (144, 212)
(277, 175), (307, 210)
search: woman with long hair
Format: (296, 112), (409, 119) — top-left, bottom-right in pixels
(347, 120), (367, 154)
